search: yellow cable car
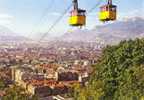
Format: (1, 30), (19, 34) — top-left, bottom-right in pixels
(99, 0), (117, 22)
(69, 0), (86, 27)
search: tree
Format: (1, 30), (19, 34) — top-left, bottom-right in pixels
(75, 38), (144, 100)
(2, 84), (38, 100)
(0, 80), (5, 90)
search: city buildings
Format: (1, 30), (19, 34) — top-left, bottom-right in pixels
(0, 41), (102, 99)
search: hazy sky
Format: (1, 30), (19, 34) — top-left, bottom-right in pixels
(0, 0), (143, 37)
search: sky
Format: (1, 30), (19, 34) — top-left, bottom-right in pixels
(0, 0), (143, 38)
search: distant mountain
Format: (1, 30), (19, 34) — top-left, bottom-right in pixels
(60, 17), (144, 44)
(0, 26), (31, 42)
(0, 25), (17, 36)
(31, 32), (56, 41)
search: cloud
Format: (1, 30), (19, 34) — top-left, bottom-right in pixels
(118, 9), (144, 21)
(0, 13), (14, 25)
(0, 14), (13, 19)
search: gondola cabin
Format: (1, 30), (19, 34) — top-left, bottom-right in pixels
(99, 4), (117, 22)
(69, 9), (86, 26)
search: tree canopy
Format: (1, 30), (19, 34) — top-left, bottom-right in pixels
(2, 84), (38, 100)
(75, 38), (144, 100)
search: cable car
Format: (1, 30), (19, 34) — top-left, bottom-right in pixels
(69, 0), (86, 27)
(99, 0), (117, 22)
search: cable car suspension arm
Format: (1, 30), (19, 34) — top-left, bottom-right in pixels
(73, 0), (78, 10)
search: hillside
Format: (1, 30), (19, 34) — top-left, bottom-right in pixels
(74, 38), (144, 100)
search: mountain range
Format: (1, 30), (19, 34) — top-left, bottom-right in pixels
(0, 17), (143, 44)
(59, 17), (144, 44)
(0, 26), (31, 42)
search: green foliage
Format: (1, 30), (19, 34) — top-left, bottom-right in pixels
(75, 38), (144, 100)
(2, 85), (29, 100)
(0, 80), (5, 90)
(2, 84), (38, 100)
